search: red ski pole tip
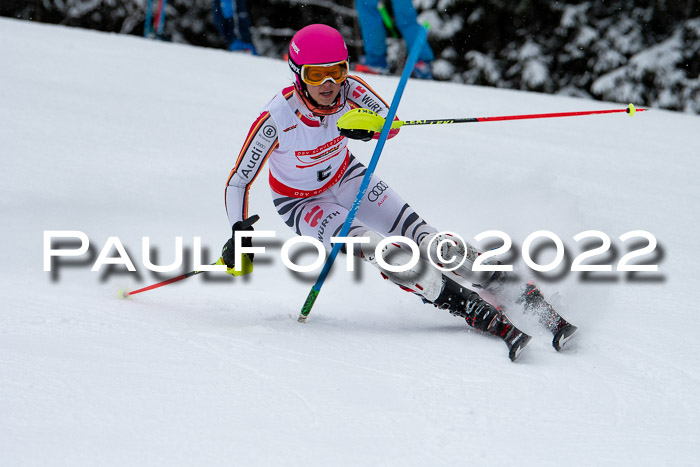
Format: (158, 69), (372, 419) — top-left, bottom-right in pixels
(118, 289), (131, 299)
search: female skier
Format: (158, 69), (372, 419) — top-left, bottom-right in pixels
(221, 24), (575, 361)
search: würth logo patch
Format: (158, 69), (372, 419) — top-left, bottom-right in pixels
(304, 205), (324, 227)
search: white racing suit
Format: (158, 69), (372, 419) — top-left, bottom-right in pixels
(225, 76), (480, 301)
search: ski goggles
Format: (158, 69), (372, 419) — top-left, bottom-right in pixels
(300, 61), (349, 86)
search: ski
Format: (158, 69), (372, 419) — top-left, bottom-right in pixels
(519, 281), (578, 351)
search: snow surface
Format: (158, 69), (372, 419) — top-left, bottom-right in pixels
(2, 18), (700, 466)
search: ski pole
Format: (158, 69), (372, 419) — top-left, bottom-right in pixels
(119, 258), (249, 298)
(337, 104), (647, 133)
(297, 25), (429, 323)
(119, 267), (207, 298)
(377, 2), (399, 38)
(119, 215), (259, 298)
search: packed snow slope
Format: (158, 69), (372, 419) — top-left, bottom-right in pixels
(2, 18), (699, 467)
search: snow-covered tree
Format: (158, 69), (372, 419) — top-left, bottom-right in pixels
(2, 0), (698, 112)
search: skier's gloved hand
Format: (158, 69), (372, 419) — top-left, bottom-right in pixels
(340, 128), (375, 142)
(219, 214), (260, 276)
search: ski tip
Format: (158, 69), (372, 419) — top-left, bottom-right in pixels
(297, 314), (308, 323)
(553, 324), (578, 351)
(509, 334), (532, 362)
(118, 289), (131, 299)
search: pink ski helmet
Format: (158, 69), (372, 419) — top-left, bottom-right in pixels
(288, 24), (349, 116)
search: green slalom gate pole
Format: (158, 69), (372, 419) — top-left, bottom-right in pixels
(298, 25), (429, 323)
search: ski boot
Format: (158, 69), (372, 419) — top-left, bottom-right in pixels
(433, 277), (532, 362)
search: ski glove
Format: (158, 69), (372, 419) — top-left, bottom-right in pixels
(220, 214), (260, 276)
(340, 128), (375, 142)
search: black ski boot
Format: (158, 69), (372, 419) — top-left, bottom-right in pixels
(433, 278), (532, 362)
(520, 281), (577, 351)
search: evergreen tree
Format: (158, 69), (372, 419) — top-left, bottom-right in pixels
(1, 0), (698, 112)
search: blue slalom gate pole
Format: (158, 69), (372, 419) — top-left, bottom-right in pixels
(298, 25), (429, 323)
(144, 0), (154, 38)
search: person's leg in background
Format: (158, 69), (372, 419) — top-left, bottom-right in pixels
(391, 0), (434, 78)
(355, 0), (390, 72)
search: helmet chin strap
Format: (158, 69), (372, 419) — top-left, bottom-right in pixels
(296, 80), (347, 116)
